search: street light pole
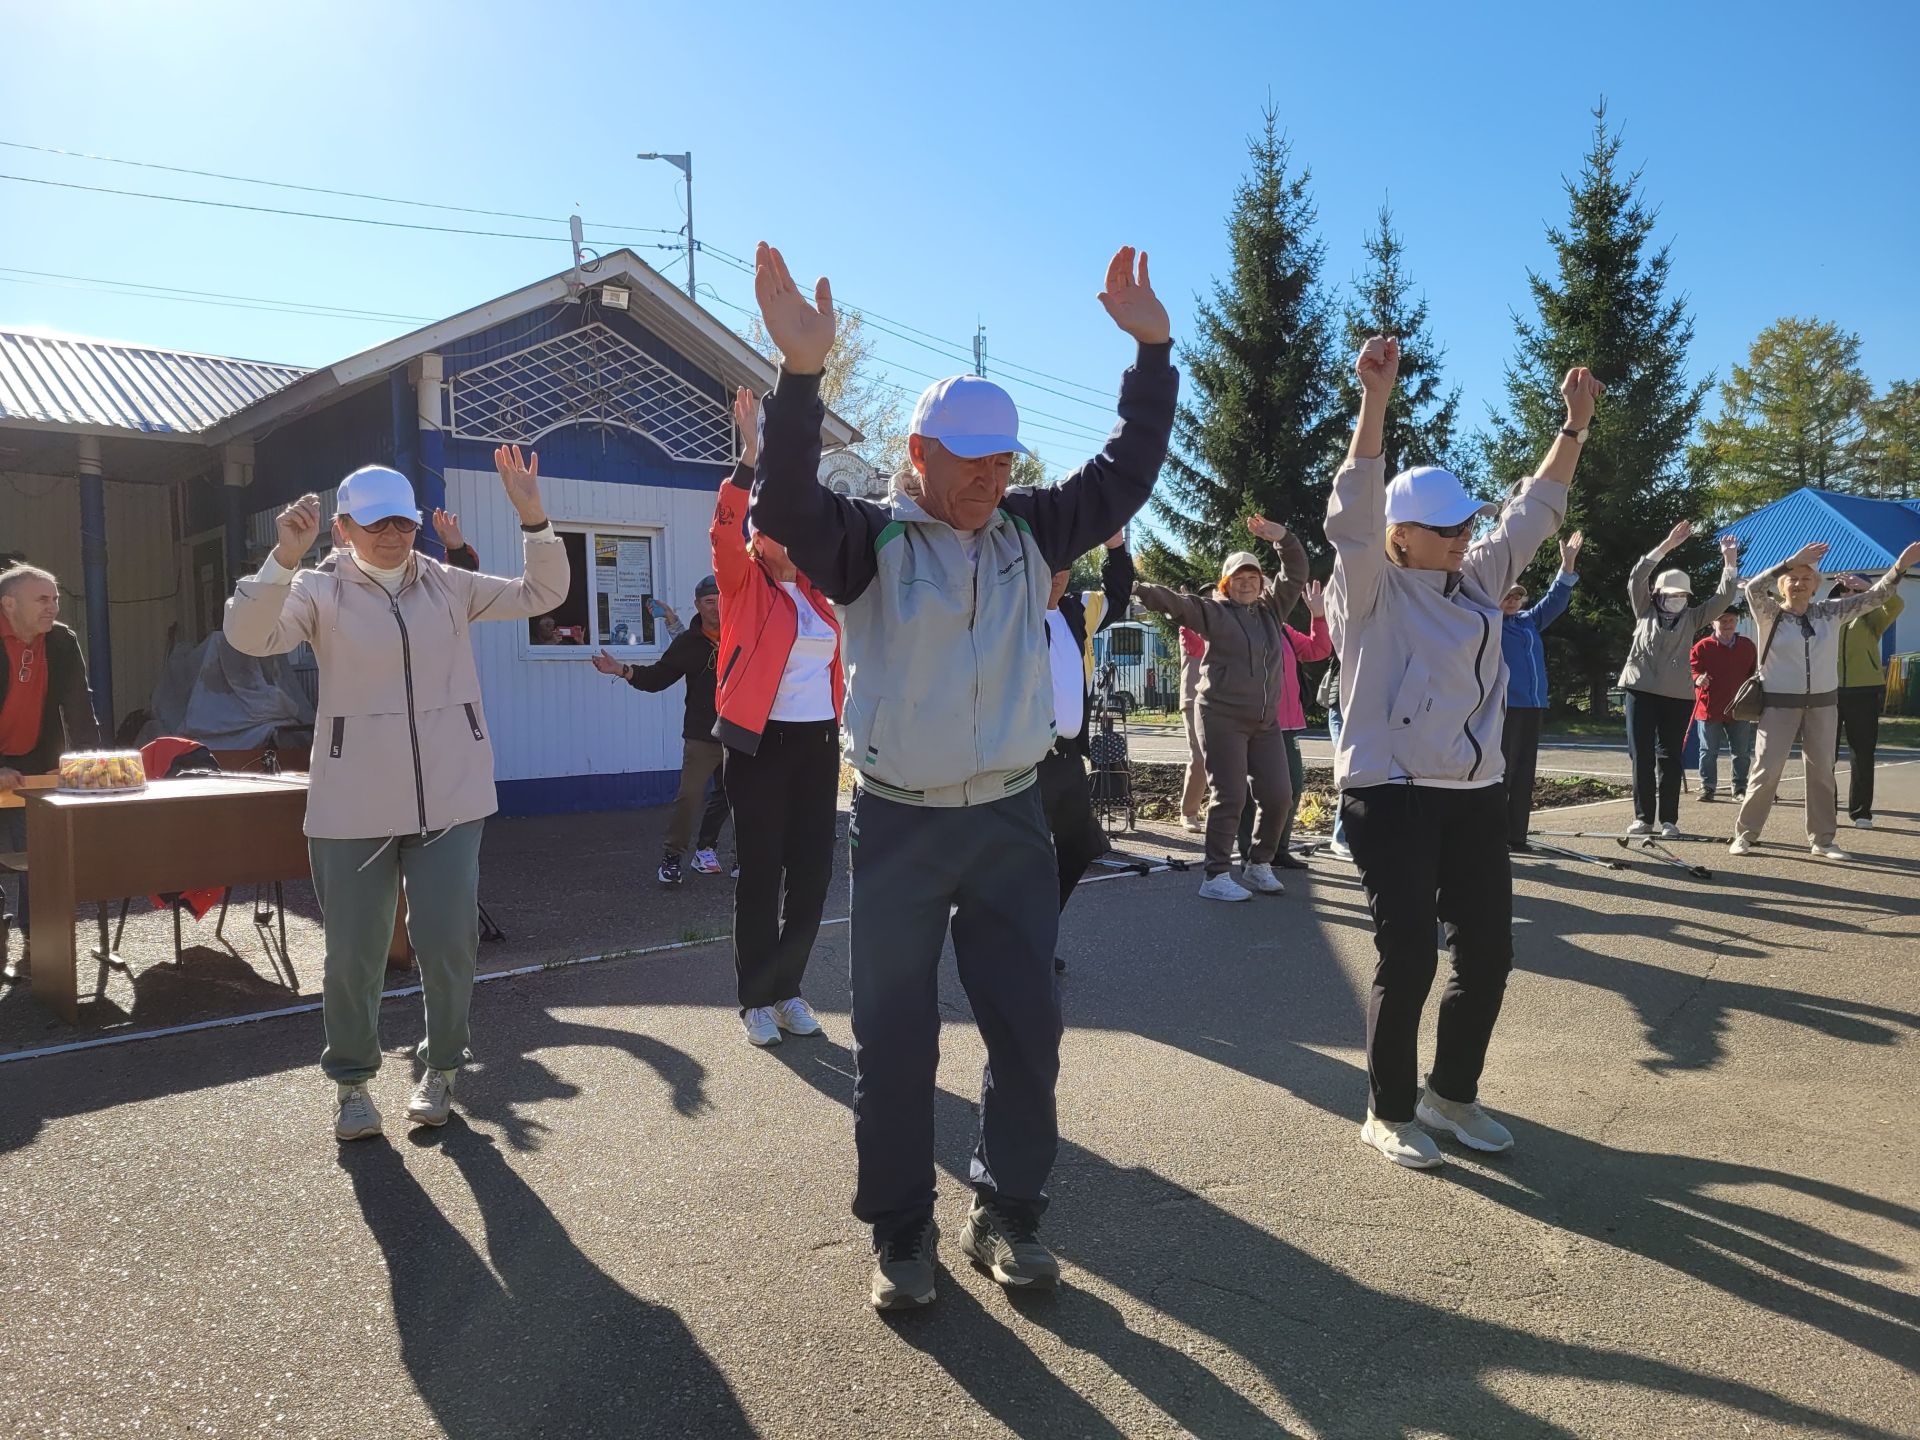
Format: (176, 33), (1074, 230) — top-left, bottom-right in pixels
(637, 150), (695, 300)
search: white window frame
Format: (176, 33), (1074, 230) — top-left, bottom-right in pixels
(522, 521), (670, 661)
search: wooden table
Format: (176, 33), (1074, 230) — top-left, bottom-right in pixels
(24, 775), (312, 1022)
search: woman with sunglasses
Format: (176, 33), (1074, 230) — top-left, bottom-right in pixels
(227, 453), (569, 1142)
(1616, 521), (1741, 837)
(1327, 335), (1602, 1169)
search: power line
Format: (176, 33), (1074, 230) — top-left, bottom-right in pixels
(0, 266), (435, 324)
(0, 138), (686, 240)
(0, 171), (683, 250)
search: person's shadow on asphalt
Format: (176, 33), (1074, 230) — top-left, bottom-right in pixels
(338, 1120), (754, 1440)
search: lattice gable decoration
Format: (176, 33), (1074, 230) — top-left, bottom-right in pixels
(449, 321), (733, 463)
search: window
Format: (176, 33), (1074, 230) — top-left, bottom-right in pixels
(1106, 624), (1146, 659)
(527, 525), (664, 653)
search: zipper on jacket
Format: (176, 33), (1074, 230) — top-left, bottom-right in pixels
(388, 593), (430, 834)
(1463, 611), (1491, 779)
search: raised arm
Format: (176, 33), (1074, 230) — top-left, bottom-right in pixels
(449, 446), (570, 623)
(1811, 542), (1920, 623)
(1096, 535), (1136, 634)
(1008, 248), (1178, 570)
(1325, 336), (1398, 628)
(1534, 368), (1605, 489)
(1629, 521), (1692, 619)
(746, 243), (887, 605)
(1521, 569), (1578, 633)
(1286, 585), (1333, 662)
(1133, 583), (1212, 635)
(711, 390), (759, 599)
(1685, 533), (1743, 630)
(1247, 516), (1309, 620)
(225, 492), (322, 657)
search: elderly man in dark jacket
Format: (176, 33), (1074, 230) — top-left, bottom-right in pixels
(0, 564), (103, 978)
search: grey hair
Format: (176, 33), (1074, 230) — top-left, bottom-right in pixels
(0, 563), (56, 603)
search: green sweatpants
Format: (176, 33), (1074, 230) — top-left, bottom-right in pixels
(309, 821), (485, 1084)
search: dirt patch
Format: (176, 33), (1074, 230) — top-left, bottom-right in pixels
(1125, 762), (1626, 826)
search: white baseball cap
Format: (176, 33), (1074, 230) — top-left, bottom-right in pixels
(909, 376), (1031, 460)
(1384, 466), (1495, 530)
(337, 466), (420, 526)
(1220, 550), (1263, 580)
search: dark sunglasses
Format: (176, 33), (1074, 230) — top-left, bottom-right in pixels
(358, 515), (419, 535)
(1406, 518), (1473, 539)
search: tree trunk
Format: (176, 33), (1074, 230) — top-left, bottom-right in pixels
(1589, 673), (1611, 719)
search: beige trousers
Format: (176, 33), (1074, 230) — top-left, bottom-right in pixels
(1180, 655), (1207, 820)
(1734, 703), (1839, 846)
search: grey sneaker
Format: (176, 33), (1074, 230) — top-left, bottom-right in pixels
(1811, 841), (1852, 861)
(1359, 1111), (1443, 1169)
(1728, 835), (1755, 856)
(1659, 822), (1683, 840)
(1197, 872), (1253, 903)
(1241, 863), (1285, 895)
(1415, 1089), (1514, 1152)
(869, 1218), (939, 1311)
(406, 1068), (456, 1127)
(957, 1202), (1060, 1290)
(335, 1083), (384, 1141)
(1853, 816), (1874, 830)
(741, 1007), (782, 1047)
(773, 996), (822, 1036)
(1624, 819), (1654, 837)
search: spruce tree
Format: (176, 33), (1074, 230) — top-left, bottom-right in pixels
(1335, 203), (1470, 484)
(1481, 103), (1712, 717)
(1142, 106), (1340, 590)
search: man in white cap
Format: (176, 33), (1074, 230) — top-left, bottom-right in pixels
(748, 240), (1175, 1310)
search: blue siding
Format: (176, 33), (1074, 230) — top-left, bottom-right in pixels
(496, 768), (679, 816)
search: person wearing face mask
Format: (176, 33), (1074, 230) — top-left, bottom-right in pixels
(1616, 522), (1741, 838)
(747, 241), (1175, 1311)
(1730, 540), (1920, 860)
(226, 450), (569, 1141)
(1498, 532), (1581, 851)
(1134, 516), (1309, 902)
(1328, 335), (1602, 1170)
(708, 388), (845, 1049)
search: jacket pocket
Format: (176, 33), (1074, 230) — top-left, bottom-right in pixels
(1386, 655), (1474, 779)
(463, 702), (485, 742)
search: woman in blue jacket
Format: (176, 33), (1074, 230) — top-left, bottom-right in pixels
(1499, 531), (1580, 851)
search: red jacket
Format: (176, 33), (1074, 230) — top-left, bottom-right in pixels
(711, 468), (844, 755)
(1689, 632), (1757, 722)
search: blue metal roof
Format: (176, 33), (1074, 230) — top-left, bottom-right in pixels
(1719, 487), (1920, 576)
(0, 329), (308, 436)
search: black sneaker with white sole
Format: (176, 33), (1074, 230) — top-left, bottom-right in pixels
(658, 851), (682, 887)
(957, 1201), (1059, 1290)
(869, 1217), (939, 1311)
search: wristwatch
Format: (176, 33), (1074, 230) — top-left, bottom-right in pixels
(1560, 425), (1590, 444)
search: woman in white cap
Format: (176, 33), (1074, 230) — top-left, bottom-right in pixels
(1730, 539), (1920, 859)
(1327, 335), (1601, 1169)
(226, 450), (569, 1141)
(1134, 520), (1308, 901)
(1616, 522), (1741, 836)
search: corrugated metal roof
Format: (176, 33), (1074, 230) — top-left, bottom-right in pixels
(1721, 487), (1920, 576)
(0, 330), (308, 436)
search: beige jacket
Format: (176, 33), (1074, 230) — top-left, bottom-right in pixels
(224, 533), (569, 839)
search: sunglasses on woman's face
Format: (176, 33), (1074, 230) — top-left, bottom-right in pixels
(1408, 518), (1473, 539)
(359, 516), (419, 536)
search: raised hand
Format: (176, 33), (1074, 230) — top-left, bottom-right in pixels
(1247, 513), (1287, 543)
(1560, 530), (1584, 574)
(754, 242), (836, 373)
(431, 508), (466, 552)
(1356, 336), (1400, 397)
(492, 445), (546, 525)
(590, 648), (626, 677)
(1663, 520), (1694, 552)
(1839, 575), (1873, 593)
(1097, 247), (1170, 345)
(1786, 541), (1831, 570)
(1897, 541), (1920, 573)
(1304, 579), (1326, 617)
(1718, 532), (1741, 566)
(733, 387), (761, 467)
(273, 493), (322, 568)
(1562, 368), (1605, 430)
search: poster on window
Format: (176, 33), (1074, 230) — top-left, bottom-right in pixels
(596, 535), (655, 647)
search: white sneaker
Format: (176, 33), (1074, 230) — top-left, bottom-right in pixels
(1624, 819), (1654, 837)
(1658, 822), (1682, 840)
(1359, 1112), (1444, 1169)
(772, 996), (822, 1036)
(690, 848), (723, 875)
(1853, 816), (1874, 829)
(1811, 842), (1851, 861)
(334, 1083), (384, 1141)
(1728, 835), (1754, 856)
(1240, 863), (1285, 895)
(1326, 840), (1354, 862)
(1415, 1089), (1514, 1153)
(742, 1006), (782, 1046)
(1180, 815), (1205, 834)
(1197, 873), (1253, 903)
(406, 1068), (456, 1127)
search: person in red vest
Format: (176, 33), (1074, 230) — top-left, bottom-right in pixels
(712, 388), (845, 1049)
(1, 563), (104, 979)
(1689, 607), (1758, 801)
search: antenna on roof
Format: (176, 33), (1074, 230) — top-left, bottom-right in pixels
(567, 215), (587, 300)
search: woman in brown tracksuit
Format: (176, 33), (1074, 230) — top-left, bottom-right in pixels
(1134, 516), (1308, 902)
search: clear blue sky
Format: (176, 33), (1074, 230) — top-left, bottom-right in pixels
(4, 0), (1916, 478)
